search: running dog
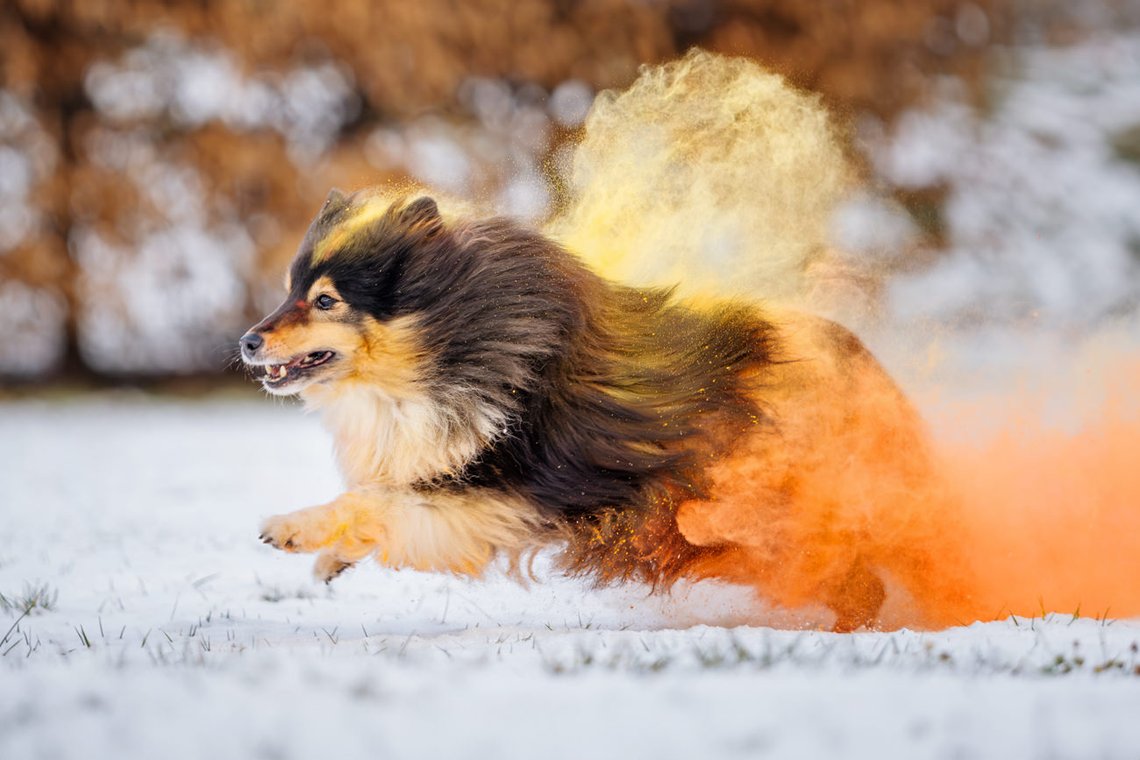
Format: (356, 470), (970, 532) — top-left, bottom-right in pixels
(241, 189), (945, 630)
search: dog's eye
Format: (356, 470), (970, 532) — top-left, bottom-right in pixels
(314, 294), (337, 310)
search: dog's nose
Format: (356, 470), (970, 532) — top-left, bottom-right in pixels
(240, 332), (264, 357)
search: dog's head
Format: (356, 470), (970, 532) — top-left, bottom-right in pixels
(240, 189), (443, 397)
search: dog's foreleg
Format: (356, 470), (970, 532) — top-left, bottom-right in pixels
(312, 552), (355, 583)
(259, 491), (387, 581)
(260, 486), (541, 581)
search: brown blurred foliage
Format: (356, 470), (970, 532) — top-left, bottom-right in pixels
(0, 0), (1007, 381)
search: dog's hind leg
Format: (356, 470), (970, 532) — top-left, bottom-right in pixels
(828, 557), (887, 632)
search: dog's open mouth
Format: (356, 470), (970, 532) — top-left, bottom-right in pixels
(258, 350), (336, 387)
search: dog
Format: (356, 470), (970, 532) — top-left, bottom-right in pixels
(241, 188), (952, 631)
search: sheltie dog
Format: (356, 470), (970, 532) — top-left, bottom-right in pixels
(241, 188), (947, 631)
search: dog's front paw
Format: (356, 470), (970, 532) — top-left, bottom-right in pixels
(259, 512), (324, 553)
(259, 514), (299, 551)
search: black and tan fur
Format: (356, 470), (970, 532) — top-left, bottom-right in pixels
(242, 188), (933, 630)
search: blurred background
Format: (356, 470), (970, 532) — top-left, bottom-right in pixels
(0, 0), (1138, 390)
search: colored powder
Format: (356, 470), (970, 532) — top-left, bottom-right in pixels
(548, 50), (1140, 629)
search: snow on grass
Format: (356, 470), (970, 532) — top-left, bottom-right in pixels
(1, 397), (1139, 760)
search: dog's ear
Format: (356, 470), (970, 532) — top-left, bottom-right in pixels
(397, 196), (443, 237)
(323, 187), (351, 213)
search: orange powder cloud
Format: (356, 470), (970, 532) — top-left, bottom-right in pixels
(677, 346), (1140, 630)
(919, 356), (1140, 623)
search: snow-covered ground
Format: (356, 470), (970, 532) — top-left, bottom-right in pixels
(1, 397), (1139, 760)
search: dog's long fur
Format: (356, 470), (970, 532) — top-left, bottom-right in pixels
(243, 189), (931, 630)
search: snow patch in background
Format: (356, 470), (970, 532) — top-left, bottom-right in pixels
(51, 31), (358, 374)
(866, 36), (1140, 331)
(71, 125), (259, 373)
(84, 31), (358, 162)
(0, 92), (56, 255)
(819, 31), (1140, 417)
(73, 223), (254, 373)
(549, 79), (594, 128)
(365, 76), (590, 221)
(828, 190), (919, 261)
(0, 282), (66, 375)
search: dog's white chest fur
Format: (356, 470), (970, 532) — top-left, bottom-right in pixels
(304, 383), (503, 487)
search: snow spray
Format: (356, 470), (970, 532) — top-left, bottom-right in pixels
(547, 50), (1140, 629)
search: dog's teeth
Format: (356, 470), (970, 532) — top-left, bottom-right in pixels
(263, 363), (292, 381)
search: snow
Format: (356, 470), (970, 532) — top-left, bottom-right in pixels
(2, 398), (1139, 760)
